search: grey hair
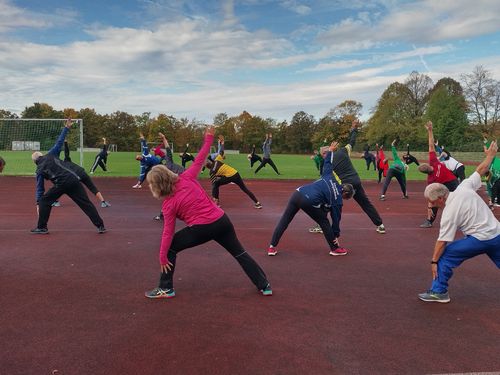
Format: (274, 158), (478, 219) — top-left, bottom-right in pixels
(31, 151), (43, 161)
(424, 183), (449, 201)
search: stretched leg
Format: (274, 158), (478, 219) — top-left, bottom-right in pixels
(380, 169), (395, 196)
(98, 159), (107, 172)
(353, 183), (383, 226)
(37, 185), (65, 229)
(65, 182), (104, 227)
(213, 214), (269, 290)
(254, 159), (268, 174)
(90, 155), (101, 173)
(300, 204), (337, 250)
(211, 176), (229, 200)
(431, 235), (500, 293)
(377, 168), (383, 183)
(159, 224), (215, 290)
(232, 174), (258, 203)
(64, 141), (71, 162)
(267, 158), (280, 175)
(394, 171), (407, 196)
(270, 191), (302, 247)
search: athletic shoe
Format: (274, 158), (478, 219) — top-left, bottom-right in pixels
(379, 195), (386, 201)
(402, 195), (409, 199)
(254, 202), (263, 209)
(132, 184), (142, 189)
(376, 224), (386, 234)
(329, 248), (348, 256)
(97, 225), (107, 234)
(145, 287), (176, 299)
(418, 290), (450, 303)
(267, 246), (278, 256)
(153, 214), (163, 221)
(30, 227), (49, 234)
(90, 171), (94, 175)
(101, 201), (111, 208)
(260, 284), (273, 296)
(308, 226), (323, 234)
(420, 220), (432, 228)
(51, 201), (61, 207)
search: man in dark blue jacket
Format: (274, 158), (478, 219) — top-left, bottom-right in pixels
(267, 142), (354, 257)
(31, 120), (106, 234)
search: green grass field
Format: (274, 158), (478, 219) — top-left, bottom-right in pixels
(0, 150), (479, 180)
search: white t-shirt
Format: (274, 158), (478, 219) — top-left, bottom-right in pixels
(442, 156), (463, 172)
(439, 172), (500, 242)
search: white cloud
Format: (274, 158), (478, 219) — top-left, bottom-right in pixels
(318, 0), (500, 46)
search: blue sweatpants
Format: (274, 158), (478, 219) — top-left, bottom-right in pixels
(431, 234), (500, 293)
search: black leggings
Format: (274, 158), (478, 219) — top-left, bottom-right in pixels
(254, 157), (280, 175)
(364, 156), (376, 170)
(38, 181), (104, 229)
(250, 154), (262, 168)
(158, 214), (268, 290)
(90, 155), (107, 173)
(454, 165), (466, 183)
(381, 168), (407, 196)
(352, 182), (383, 226)
(492, 180), (500, 203)
(212, 173), (258, 203)
(270, 191), (338, 250)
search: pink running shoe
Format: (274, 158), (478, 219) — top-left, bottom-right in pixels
(267, 247), (278, 256)
(329, 248), (348, 256)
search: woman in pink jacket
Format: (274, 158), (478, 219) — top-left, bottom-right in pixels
(145, 126), (272, 299)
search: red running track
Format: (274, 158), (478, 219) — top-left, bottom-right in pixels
(0, 176), (499, 375)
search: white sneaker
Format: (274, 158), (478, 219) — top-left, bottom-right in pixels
(132, 184), (142, 189)
(376, 224), (386, 234)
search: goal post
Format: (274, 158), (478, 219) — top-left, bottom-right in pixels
(0, 118), (84, 175)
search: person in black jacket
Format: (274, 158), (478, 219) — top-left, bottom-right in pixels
(90, 137), (108, 174)
(0, 156), (5, 173)
(328, 120), (386, 234)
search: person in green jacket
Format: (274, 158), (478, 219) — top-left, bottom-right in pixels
(484, 138), (500, 208)
(379, 139), (409, 201)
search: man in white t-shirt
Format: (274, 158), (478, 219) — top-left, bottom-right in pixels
(418, 141), (500, 303)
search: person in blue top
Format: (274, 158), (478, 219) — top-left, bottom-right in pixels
(379, 139), (409, 201)
(267, 142), (355, 257)
(254, 133), (280, 175)
(132, 133), (161, 189)
(30, 119), (106, 234)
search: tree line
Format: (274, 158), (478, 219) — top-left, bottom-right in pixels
(1, 65), (498, 153)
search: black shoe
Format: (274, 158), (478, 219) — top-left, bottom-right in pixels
(31, 227), (49, 234)
(97, 225), (107, 234)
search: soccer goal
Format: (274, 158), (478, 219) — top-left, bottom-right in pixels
(0, 118), (83, 175)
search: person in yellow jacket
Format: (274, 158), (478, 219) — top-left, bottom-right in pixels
(206, 154), (262, 209)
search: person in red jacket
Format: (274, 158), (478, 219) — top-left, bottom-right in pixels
(144, 126), (272, 299)
(417, 121), (459, 228)
(376, 144), (389, 184)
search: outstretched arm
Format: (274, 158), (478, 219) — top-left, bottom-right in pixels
(184, 126), (215, 179)
(140, 133), (149, 155)
(476, 141), (498, 176)
(425, 121), (435, 153)
(48, 119), (72, 156)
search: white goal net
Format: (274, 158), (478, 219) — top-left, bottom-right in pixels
(0, 118), (83, 175)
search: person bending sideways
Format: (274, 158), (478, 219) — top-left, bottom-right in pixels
(254, 133), (280, 175)
(132, 133), (161, 189)
(248, 144), (263, 168)
(402, 144), (420, 166)
(418, 141), (500, 303)
(484, 138), (500, 208)
(379, 140), (408, 201)
(362, 144), (377, 171)
(0, 156), (5, 173)
(375, 144), (389, 184)
(418, 122), (459, 228)
(206, 154), (262, 209)
(329, 120), (386, 234)
(90, 137), (109, 174)
(267, 142), (355, 257)
(144, 126), (272, 299)
(179, 144), (195, 168)
(31, 136), (106, 234)
(440, 149), (466, 183)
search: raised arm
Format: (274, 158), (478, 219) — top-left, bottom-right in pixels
(476, 141), (498, 176)
(140, 133), (149, 155)
(391, 140), (402, 164)
(183, 126), (215, 179)
(47, 119), (72, 156)
(425, 121), (435, 153)
(321, 143), (335, 178)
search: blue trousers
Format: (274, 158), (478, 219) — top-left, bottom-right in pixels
(431, 234), (500, 293)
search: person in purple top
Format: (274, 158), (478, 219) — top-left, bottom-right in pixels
(144, 126), (272, 299)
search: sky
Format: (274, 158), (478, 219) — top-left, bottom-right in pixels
(1, 0), (499, 122)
